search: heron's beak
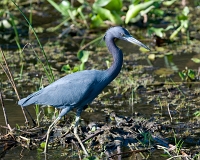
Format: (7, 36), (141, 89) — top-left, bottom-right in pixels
(124, 35), (150, 51)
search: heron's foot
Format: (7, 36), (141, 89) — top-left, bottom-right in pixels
(71, 122), (75, 128)
(61, 123), (74, 138)
(62, 117), (79, 134)
(25, 120), (29, 126)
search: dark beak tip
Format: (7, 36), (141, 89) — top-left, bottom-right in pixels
(141, 45), (150, 51)
(146, 47), (151, 51)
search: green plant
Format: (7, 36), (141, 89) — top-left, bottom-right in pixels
(194, 111), (200, 117)
(61, 50), (90, 73)
(147, 25), (173, 38)
(173, 134), (184, 156)
(148, 6), (190, 41)
(178, 67), (196, 82)
(47, 0), (88, 28)
(169, 6), (189, 41)
(46, 0), (167, 28)
(92, 0), (123, 26)
(34, 104), (40, 126)
(125, 0), (160, 24)
(12, 0), (55, 83)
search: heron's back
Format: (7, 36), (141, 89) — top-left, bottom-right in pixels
(18, 70), (107, 108)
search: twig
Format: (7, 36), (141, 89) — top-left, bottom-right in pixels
(82, 130), (104, 143)
(0, 49), (20, 99)
(0, 48), (36, 126)
(0, 125), (10, 129)
(167, 104), (172, 122)
(0, 89), (12, 132)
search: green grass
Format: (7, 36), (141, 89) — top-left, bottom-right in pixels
(12, 0), (55, 83)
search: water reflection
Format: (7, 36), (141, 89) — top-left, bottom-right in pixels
(0, 101), (35, 127)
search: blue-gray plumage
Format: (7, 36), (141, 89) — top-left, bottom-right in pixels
(19, 70), (105, 116)
(18, 26), (150, 155)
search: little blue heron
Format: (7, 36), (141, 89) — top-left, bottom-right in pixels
(18, 26), (150, 155)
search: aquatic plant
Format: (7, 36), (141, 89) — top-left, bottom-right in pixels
(12, 0), (55, 83)
(148, 6), (190, 42)
(179, 67), (196, 82)
(61, 50), (90, 73)
(46, 0), (168, 28)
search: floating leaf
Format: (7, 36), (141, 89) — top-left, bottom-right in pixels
(139, 47), (150, 52)
(148, 54), (156, 61)
(155, 47), (165, 52)
(154, 68), (174, 77)
(191, 58), (200, 63)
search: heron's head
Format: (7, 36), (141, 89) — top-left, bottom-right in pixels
(104, 26), (150, 51)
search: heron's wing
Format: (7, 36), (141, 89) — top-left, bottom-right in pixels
(18, 70), (103, 108)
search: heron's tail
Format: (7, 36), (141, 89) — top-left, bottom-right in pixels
(18, 90), (42, 107)
(18, 97), (31, 106)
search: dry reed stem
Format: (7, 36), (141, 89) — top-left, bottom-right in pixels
(0, 48), (29, 124)
(0, 90), (12, 132)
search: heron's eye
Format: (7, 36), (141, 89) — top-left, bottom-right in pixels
(120, 33), (125, 37)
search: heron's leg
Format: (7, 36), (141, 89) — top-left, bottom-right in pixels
(44, 116), (61, 153)
(44, 107), (71, 153)
(61, 106), (88, 137)
(74, 115), (89, 156)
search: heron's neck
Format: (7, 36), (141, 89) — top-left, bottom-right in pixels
(105, 37), (123, 82)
